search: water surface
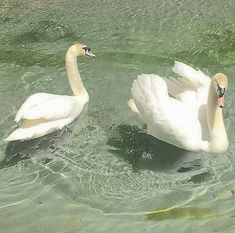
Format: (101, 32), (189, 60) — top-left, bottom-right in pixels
(0, 0), (235, 232)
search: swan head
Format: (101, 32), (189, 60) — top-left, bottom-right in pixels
(68, 43), (96, 57)
(212, 73), (228, 108)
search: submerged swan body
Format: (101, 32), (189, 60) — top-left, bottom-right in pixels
(129, 61), (229, 153)
(5, 43), (95, 142)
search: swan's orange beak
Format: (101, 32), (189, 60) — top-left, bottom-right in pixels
(218, 96), (224, 108)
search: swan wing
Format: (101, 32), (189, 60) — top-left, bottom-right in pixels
(131, 74), (203, 151)
(163, 61), (211, 106)
(15, 93), (84, 122)
(172, 61), (211, 88)
(15, 93), (56, 122)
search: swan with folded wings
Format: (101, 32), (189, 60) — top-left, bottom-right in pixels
(5, 43), (95, 142)
(128, 61), (229, 153)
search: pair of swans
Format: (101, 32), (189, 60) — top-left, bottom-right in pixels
(4, 43), (229, 153)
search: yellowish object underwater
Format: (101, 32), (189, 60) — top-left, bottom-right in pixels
(146, 206), (221, 220)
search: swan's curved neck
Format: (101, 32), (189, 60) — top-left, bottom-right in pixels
(206, 83), (228, 152)
(66, 49), (88, 97)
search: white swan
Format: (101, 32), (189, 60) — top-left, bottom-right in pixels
(4, 43), (95, 142)
(128, 61), (229, 153)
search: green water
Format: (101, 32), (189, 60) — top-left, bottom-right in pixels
(0, 0), (235, 232)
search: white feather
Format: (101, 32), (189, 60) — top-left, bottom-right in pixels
(129, 61), (228, 153)
(5, 43), (93, 142)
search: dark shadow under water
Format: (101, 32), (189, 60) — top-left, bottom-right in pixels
(1, 122), (211, 183)
(1, 126), (72, 169)
(107, 124), (207, 177)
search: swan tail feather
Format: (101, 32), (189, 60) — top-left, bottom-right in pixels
(15, 114), (22, 123)
(4, 127), (45, 142)
(4, 118), (72, 142)
(127, 99), (139, 114)
(4, 128), (34, 142)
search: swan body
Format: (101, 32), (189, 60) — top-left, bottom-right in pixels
(129, 61), (229, 153)
(5, 43), (95, 142)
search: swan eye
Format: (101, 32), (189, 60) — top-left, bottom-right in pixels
(83, 47), (91, 53)
(217, 83), (225, 97)
(82, 46), (95, 57)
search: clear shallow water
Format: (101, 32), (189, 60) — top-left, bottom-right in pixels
(0, 0), (235, 232)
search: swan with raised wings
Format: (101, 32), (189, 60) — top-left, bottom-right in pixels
(128, 61), (229, 153)
(5, 43), (95, 142)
